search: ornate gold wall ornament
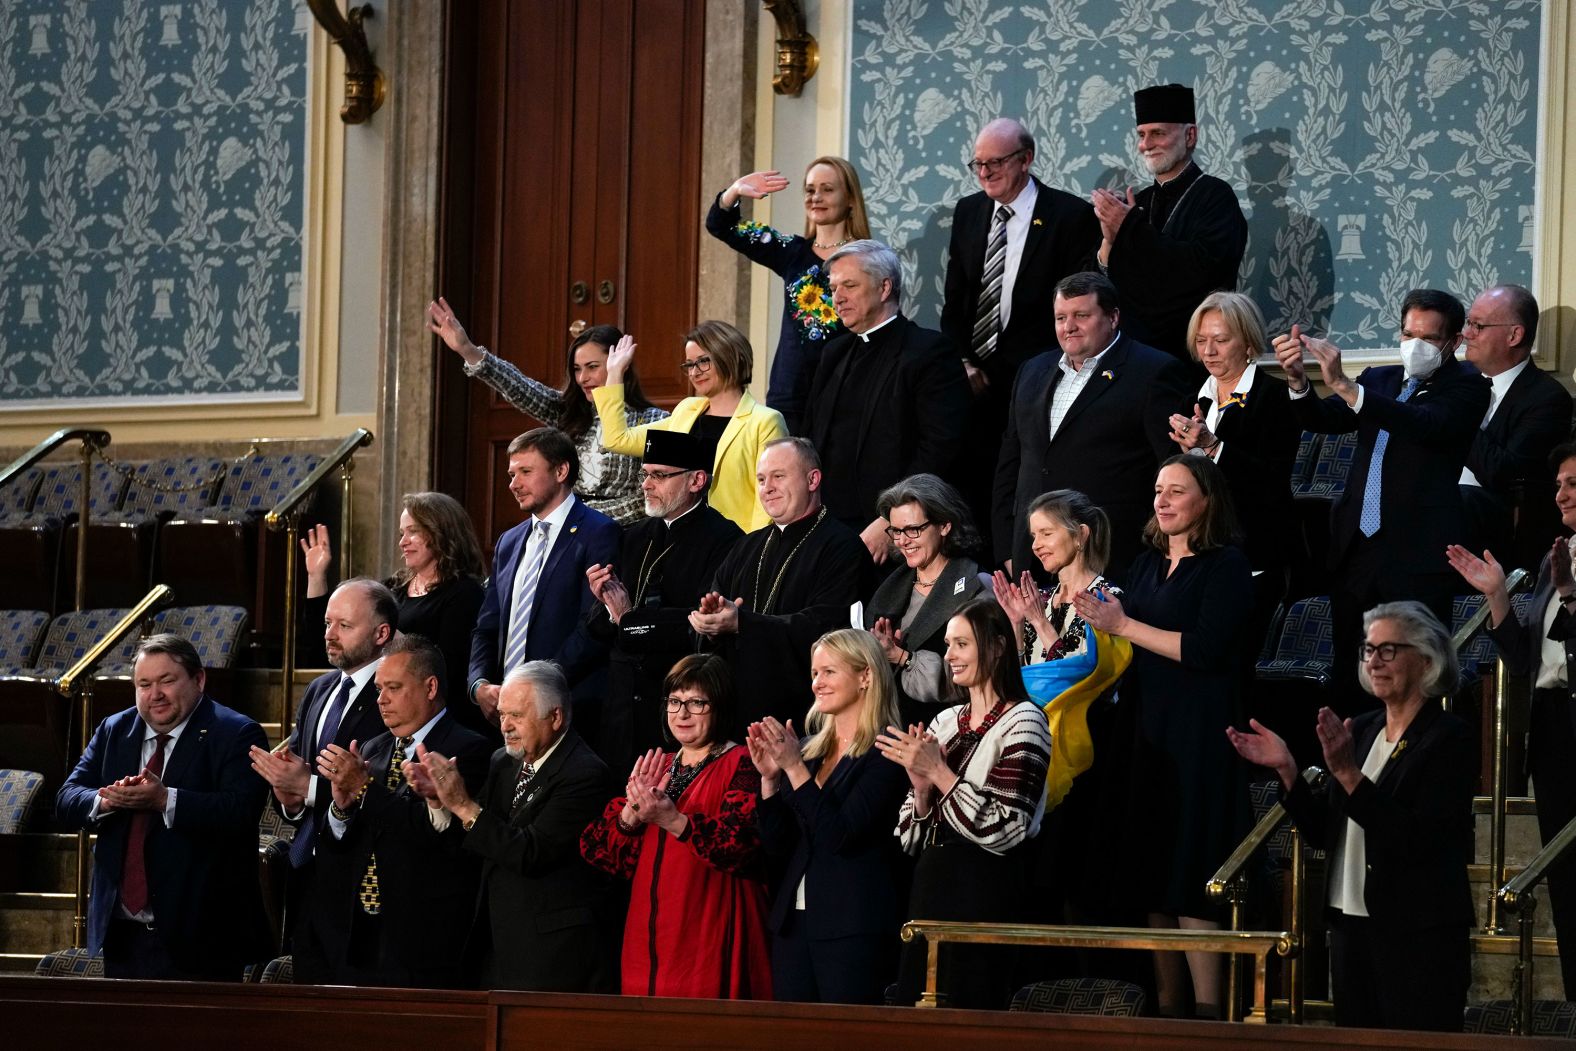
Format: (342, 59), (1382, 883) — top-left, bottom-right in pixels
(763, 0), (818, 97)
(305, 0), (386, 124)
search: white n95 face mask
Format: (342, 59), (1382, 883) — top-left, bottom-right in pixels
(1398, 336), (1443, 379)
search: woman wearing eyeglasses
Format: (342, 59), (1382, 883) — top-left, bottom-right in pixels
(580, 653), (772, 999)
(863, 474), (987, 722)
(592, 320), (787, 532)
(1227, 601), (1474, 1031)
(705, 158), (871, 434)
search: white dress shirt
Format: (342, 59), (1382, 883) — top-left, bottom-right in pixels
(989, 178), (1039, 331)
(1460, 358), (1529, 487)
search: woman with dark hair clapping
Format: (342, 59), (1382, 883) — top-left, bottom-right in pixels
(580, 654), (771, 999)
(877, 599), (1051, 1009)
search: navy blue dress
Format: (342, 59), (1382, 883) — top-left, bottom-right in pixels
(1119, 544), (1255, 918)
(705, 196), (845, 433)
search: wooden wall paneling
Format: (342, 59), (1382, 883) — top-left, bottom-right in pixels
(621, 0), (706, 405)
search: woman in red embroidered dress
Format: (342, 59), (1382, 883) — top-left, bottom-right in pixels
(581, 654), (771, 998)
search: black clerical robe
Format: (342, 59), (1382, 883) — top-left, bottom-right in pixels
(705, 507), (868, 726)
(1100, 162), (1247, 362)
(586, 502), (742, 768)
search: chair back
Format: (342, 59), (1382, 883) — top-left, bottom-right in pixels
(1255, 596), (1335, 683)
(153, 605), (250, 668)
(119, 457), (228, 519)
(34, 947), (104, 977)
(1009, 977), (1147, 1016)
(32, 462), (128, 519)
(0, 466), (43, 516)
(0, 610), (51, 674)
(34, 608), (135, 675)
(0, 768), (45, 833)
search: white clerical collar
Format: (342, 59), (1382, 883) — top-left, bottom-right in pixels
(664, 499), (702, 527)
(856, 313), (901, 343)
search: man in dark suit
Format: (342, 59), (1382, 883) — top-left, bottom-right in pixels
(469, 426), (621, 737)
(407, 660), (618, 992)
(805, 239), (971, 565)
(993, 270), (1193, 581)
(1459, 283), (1574, 571)
(310, 634), (491, 987)
(1274, 288), (1491, 712)
(56, 633), (269, 980)
(585, 430), (742, 770)
(248, 577), (397, 982)
(941, 118), (1100, 550)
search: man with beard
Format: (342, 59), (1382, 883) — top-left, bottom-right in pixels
(692, 437), (867, 724)
(469, 427), (621, 739)
(585, 430), (741, 770)
(249, 577), (397, 982)
(407, 660), (618, 991)
(1091, 83), (1247, 364)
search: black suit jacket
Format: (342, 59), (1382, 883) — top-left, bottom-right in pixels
(55, 696), (269, 977)
(282, 667), (385, 828)
(1283, 704), (1475, 931)
(805, 315), (971, 528)
(310, 712), (491, 987)
(1462, 362), (1573, 568)
(757, 748), (910, 941)
(1190, 371), (1300, 573)
(464, 730), (618, 991)
(1291, 357), (1490, 574)
(993, 333), (1193, 576)
(940, 178), (1099, 382)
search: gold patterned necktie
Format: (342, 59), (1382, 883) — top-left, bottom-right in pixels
(358, 736), (411, 915)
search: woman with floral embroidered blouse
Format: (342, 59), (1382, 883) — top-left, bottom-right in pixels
(426, 297), (666, 525)
(876, 599), (1051, 1009)
(580, 653), (771, 999)
(705, 157), (872, 434)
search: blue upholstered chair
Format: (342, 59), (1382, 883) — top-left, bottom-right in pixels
(34, 947), (104, 977)
(1010, 977), (1148, 1016)
(0, 768), (45, 833)
(1465, 999), (1576, 1036)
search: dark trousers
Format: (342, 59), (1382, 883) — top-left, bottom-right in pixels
(1328, 912), (1468, 1031)
(770, 919), (893, 1005)
(103, 917), (230, 981)
(1330, 536), (1455, 716)
(1532, 686), (1576, 999)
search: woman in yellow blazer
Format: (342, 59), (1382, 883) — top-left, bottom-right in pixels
(595, 320), (788, 531)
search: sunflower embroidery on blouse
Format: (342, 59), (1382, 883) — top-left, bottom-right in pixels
(787, 266), (841, 341)
(732, 219), (783, 245)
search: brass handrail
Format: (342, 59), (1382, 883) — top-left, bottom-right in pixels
(263, 428), (374, 530)
(53, 584), (175, 948)
(54, 585), (175, 697)
(262, 428), (374, 739)
(0, 426), (109, 488)
(900, 920), (1294, 1021)
(1206, 766), (1325, 1022)
(1207, 766), (1326, 899)
(1499, 810), (1576, 1035)
(0, 427), (112, 612)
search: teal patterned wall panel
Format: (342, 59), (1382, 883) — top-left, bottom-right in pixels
(0, 0), (307, 406)
(848, 0), (1541, 342)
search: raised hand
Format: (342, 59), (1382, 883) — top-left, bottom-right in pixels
(730, 170), (791, 201)
(1444, 544), (1506, 598)
(1225, 719), (1297, 790)
(1271, 323), (1307, 387)
(870, 617), (907, 665)
(1070, 585), (1128, 636)
(606, 334), (637, 384)
(300, 523), (334, 598)
(426, 296), (483, 365)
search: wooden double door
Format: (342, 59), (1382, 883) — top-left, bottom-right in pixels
(436, 0), (707, 547)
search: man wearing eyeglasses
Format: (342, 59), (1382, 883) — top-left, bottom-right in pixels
(584, 431), (742, 770)
(1273, 289), (1490, 713)
(940, 118), (1099, 553)
(1458, 284), (1573, 571)
(1090, 83), (1247, 364)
